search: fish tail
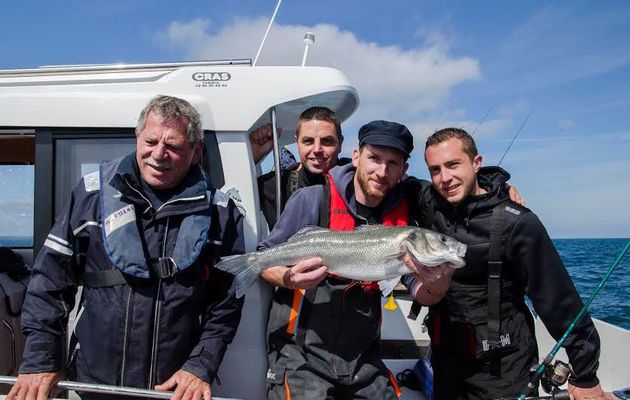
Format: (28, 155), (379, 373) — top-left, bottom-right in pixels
(215, 253), (263, 298)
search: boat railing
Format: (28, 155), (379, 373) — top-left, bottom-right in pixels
(0, 376), (240, 400)
(0, 59), (252, 78)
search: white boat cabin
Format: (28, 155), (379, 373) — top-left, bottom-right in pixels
(0, 60), (359, 399)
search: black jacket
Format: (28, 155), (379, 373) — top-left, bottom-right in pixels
(404, 167), (601, 388)
(20, 153), (244, 388)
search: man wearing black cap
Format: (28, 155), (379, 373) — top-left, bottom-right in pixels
(258, 120), (418, 399)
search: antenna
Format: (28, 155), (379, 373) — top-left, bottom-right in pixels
(301, 32), (315, 66)
(253, 0), (283, 66)
(498, 112), (530, 166)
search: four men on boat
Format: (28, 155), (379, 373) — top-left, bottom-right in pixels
(7, 97), (607, 400)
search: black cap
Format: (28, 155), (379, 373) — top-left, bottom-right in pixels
(358, 120), (414, 157)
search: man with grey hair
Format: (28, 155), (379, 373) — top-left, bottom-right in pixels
(8, 95), (245, 400)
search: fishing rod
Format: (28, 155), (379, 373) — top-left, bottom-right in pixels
(518, 241), (630, 400)
(472, 106), (493, 135)
(253, 0), (283, 66)
(499, 390), (569, 400)
(498, 112), (530, 166)
(0, 376), (231, 399)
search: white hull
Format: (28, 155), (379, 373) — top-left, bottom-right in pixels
(382, 297), (630, 398)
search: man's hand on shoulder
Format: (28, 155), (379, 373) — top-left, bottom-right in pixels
(7, 371), (64, 400)
(283, 257), (328, 289)
(506, 184), (526, 206)
(155, 369), (212, 400)
(568, 383), (612, 400)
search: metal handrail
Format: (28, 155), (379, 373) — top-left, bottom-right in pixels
(0, 59), (252, 77)
(0, 376), (235, 399)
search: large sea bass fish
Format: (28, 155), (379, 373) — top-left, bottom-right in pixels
(216, 225), (467, 298)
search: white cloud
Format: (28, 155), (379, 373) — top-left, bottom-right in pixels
(157, 17), (481, 126)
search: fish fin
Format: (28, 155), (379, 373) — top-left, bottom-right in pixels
(354, 224), (386, 232)
(378, 276), (401, 296)
(289, 226), (328, 242)
(215, 253), (262, 298)
(382, 252), (405, 264)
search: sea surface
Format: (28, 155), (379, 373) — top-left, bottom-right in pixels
(2, 236), (629, 329)
(553, 238), (629, 330)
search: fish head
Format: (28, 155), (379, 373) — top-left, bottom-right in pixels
(405, 228), (467, 268)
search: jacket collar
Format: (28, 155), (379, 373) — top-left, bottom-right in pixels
(433, 166), (511, 217)
(109, 152), (212, 216)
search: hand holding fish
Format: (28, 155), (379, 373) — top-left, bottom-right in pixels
(283, 257), (329, 289)
(403, 255), (455, 305)
(403, 256), (454, 283)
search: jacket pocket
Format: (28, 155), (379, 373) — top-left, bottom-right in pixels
(463, 302), (524, 361)
(74, 286), (127, 384)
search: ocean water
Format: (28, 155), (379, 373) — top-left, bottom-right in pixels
(553, 238), (630, 330)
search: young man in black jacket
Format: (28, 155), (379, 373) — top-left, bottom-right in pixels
(403, 128), (606, 400)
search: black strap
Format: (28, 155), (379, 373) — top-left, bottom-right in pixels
(318, 177), (331, 228)
(81, 269), (128, 288)
(288, 169), (300, 197)
(407, 300), (422, 320)
(295, 178), (332, 348)
(295, 287), (318, 348)
(487, 204), (505, 345)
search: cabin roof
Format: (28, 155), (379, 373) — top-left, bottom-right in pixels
(0, 61), (359, 138)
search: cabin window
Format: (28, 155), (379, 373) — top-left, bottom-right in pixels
(54, 136), (137, 217)
(0, 133), (35, 248)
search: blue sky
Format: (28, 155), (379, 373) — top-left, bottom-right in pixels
(1, 0), (629, 238)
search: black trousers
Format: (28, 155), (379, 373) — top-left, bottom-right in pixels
(267, 363), (399, 400)
(432, 347), (538, 400)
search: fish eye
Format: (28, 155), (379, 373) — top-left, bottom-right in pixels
(440, 236), (447, 243)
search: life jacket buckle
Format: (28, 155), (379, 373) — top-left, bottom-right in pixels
(149, 257), (178, 279)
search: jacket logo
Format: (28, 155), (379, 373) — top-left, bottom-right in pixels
(505, 206), (521, 216)
(83, 170), (100, 192)
(482, 334), (511, 351)
(104, 204), (136, 236)
(331, 208), (350, 216)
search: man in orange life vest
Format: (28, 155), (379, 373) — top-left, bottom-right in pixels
(257, 120), (448, 399)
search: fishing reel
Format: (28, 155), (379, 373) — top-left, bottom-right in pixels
(540, 360), (572, 395)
